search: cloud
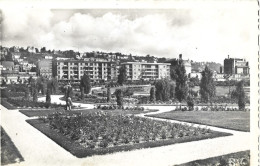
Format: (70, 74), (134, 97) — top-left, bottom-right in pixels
(1, 3), (257, 63)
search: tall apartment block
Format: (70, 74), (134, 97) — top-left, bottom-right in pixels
(224, 55), (249, 75)
(53, 59), (117, 82)
(121, 62), (171, 80)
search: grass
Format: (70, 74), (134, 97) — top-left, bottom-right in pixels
(1, 127), (24, 165)
(176, 150), (250, 166)
(19, 108), (159, 117)
(192, 86), (236, 96)
(26, 118), (231, 158)
(147, 111), (250, 132)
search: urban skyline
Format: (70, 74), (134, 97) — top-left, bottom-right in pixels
(1, 1), (257, 63)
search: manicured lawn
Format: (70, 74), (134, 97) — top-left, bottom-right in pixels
(20, 108), (158, 117)
(27, 112), (231, 158)
(176, 150), (250, 166)
(147, 111), (250, 132)
(1, 127), (24, 165)
(192, 86), (235, 96)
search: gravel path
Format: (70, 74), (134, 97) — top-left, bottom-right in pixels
(0, 95), (250, 166)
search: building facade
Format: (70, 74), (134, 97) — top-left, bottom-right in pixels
(121, 62), (170, 80)
(224, 56), (249, 75)
(37, 59), (53, 77)
(54, 59), (117, 82)
(165, 54), (192, 77)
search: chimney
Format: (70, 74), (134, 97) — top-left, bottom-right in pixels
(179, 54), (182, 59)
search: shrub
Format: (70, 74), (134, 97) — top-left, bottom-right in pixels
(187, 96), (194, 111)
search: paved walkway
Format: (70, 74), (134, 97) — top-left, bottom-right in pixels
(1, 95), (250, 166)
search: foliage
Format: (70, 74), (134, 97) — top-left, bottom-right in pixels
(187, 96), (194, 110)
(117, 65), (127, 85)
(189, 77), (200, 87)
(178, 151), (250, 166)
(200, 66), (216, 103)
(81, 87), (85, 99)
(232, 81), (246, 110)
(6, 98), (61, 108)
(24, 86), (30, 100)
(107, 87), (111, 102)
(174, 61), (188, 103)
(64, 84), (73, 99)
(95, 104), (145, 111)
(46, 89), (51, 108)
(150, 87), (156, 102)
(51, 76), (59, 94)
(80, 73), (91, 94)
(45, 111), (215, 149)
(170, 82), (175, 99)
(36, 76), (47, 95)
(115, 89), (123, 108)
(154, 78), (173, 101)
(32, 82), (38, 102)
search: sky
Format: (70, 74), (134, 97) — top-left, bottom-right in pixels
(0, 0), (258, 63)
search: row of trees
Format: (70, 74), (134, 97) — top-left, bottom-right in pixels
(148, 61), (245, 109)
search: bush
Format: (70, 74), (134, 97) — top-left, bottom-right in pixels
(187, 96), (194, 111)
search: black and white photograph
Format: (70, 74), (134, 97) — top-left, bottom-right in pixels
(0, 0), (258, 165)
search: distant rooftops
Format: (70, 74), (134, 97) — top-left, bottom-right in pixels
(121, 62), (171, 65)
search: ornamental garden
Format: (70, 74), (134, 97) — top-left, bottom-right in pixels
(0, 63), (250, 161)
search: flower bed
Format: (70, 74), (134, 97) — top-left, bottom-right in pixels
(173, 105), (249, 112)
(95, 104), (145, 111)
(0, 89), (25, 98)
(177, 150), (250, 166)
(1, 127), (24, 165)
(64, 95), (138, 104)
(27, 112), (231, 157)
(6, 98), (62, 108)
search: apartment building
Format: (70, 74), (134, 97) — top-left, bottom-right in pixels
(224, 55), (249, 75)
(37, 59), (53, 77)
(53, 59), (117, 82)
(121, 62), (170, 80)
(165, 54), (192, 77)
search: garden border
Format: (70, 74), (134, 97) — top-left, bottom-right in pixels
(27, 118), (232, 158)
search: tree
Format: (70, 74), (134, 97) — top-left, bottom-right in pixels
(40, 47), (46, 53)
(174, 60), (188, 103)
(80, 73), (91, 95)
(232, 80), (246, 110)
(32, 82), (38, 102)
(51, 76), (58, 94)
(81, 87), (85, 99)
(65, 83), (73, 99)
(46, 88), (51, 108)
(200, 66), (216, 103)
(154, 78), (171, 101)
(149, 86), (156, 102)
(24, 85), (30, 100)
(169, 82), (175, 99)
(107, 86), (111, 102)
(115, 89), (123, 108)
(117, 65), (127, 85)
